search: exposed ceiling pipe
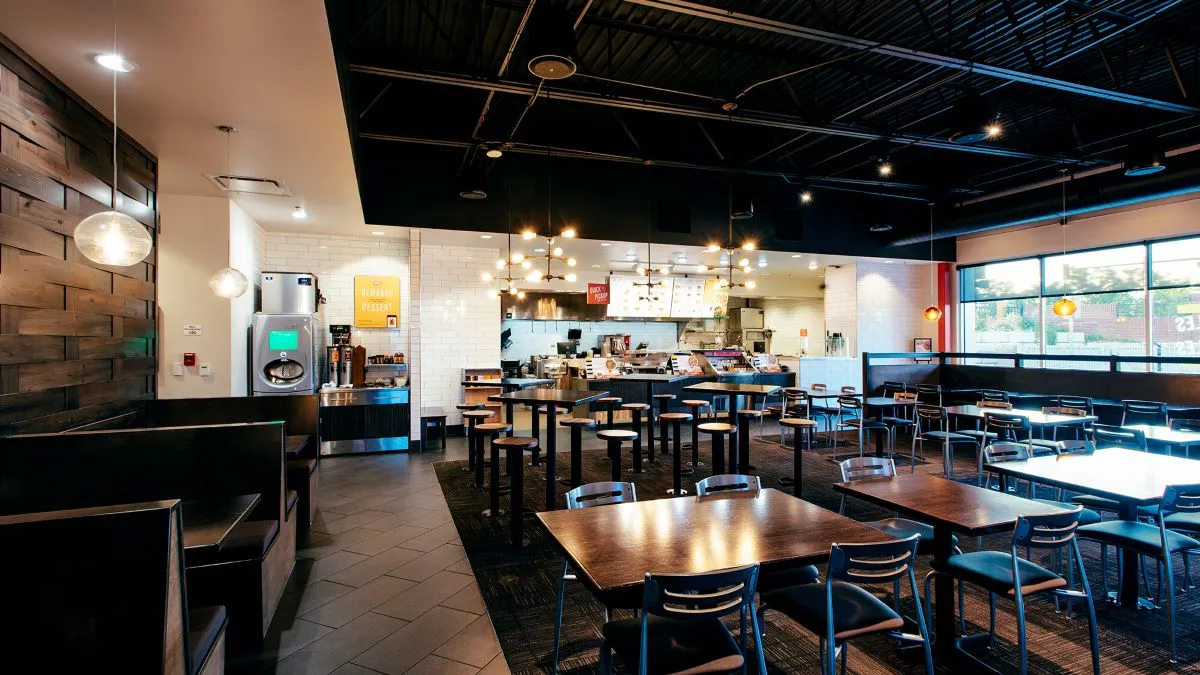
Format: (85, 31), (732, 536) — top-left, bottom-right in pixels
(349, 65), (1093, 163)
(471, 0), (537, 138)
(622, 0), (1200, 114)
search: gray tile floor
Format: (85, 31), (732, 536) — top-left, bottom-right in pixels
(266, 442), (507, 675)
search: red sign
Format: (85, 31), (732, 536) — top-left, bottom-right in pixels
(587, 283), (610, 304)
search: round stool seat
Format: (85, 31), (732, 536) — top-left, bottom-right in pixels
(597, 397), (623, 404)
(736, 409), (764, 418)
(682, 400), (710, 407)
(462, 410), (495, 420)
(659, 412), (693, 422)
(560, 417), (597, 428)
(476, 422), (513, 433)
(494, 436), (539, 449)
(621, 403), (651, 411)
(597, 429), (639, 441)
(698, 422), (736, 434)
(456, 403), (485, 411)
(653, 394), (677, 400)
(779, 417), (818, 428)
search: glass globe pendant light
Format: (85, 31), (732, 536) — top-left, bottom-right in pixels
(923, 204), (942, 322)
(1051, 175), (1077, 317)
(208, 125), (249, 298)
(74, 4), (152, 267)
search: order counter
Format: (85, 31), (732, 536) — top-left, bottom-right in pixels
(319, 387), (410, 455)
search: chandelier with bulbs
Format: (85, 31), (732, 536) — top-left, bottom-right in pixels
(519, 227), (578, 284)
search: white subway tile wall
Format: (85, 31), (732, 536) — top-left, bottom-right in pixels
(761, 298), (825, 356)
(823, 264), (858, 354)
(856, 262), (940, 355)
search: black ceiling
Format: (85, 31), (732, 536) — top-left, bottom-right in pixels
(326, 0), (1200, 254)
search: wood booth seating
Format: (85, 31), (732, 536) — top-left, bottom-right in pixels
(0, 500), (226, 675)
(0, 422), (295, 656)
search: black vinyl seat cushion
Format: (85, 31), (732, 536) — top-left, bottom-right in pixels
(759, 564), (820, 593)
(881, 416), (915, 427)
(842, 418), (888, 430)
(188, 605), (227, 675)
(602, 614), (744, 675)
(865, 518), (957, 555)
(763, 581), (903, 640)
(187, 519), (280, 567)
(1165, 511), (1200, 533)
(933, 551), (1065, 597)
(1077, 520), (1200, 555)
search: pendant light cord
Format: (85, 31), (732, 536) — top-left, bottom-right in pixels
(110, 0), (119, 212)
(929, 203), (935, 300)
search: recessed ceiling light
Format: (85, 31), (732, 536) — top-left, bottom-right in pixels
(534, 248), (546, 253)
(600, 242), (611, 247)
(591, 264), (601, 268)
(371, 231), (385, 236)
(320, 245), (327, 249)
(480, 234), (493, 239)
(94, 53), (137, 72)
(885, 260), (894, 264)
(757, 261), (768, 268)
(791, 254), (802, 258)
(291, 206), (308, 220)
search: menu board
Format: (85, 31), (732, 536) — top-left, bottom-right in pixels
(671, 277), (727, 318)
(606, 274), (674, 318)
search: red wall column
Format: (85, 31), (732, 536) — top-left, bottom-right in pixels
(937, 262), (952, 351)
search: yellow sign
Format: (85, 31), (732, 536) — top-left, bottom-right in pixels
(354, 276), (400, 328)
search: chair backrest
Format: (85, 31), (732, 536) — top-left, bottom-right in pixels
(827, 534), (920, 586)
(839, 456), (897, 482)
(1093, 423), (1147, 451)
(1160, 483), (1200, 519)
(882, 381), (907, 397)
(695, 474), (761, 496)
(1122, 399), (1168, 426)
(983, 412), (1028, 436)
(1057, 395), (1093, 414)
(983, 441), (1030, 465)
(1170, 418), (1200, 433)
(1042, 406), (1086, 417)
(811, 383), (827, 392)
(641, 563), (759, 621)
(915, 384), (942, 405)
(978, 400), (1013, 409)
(893, 392), (918, 403)
(565, 482), (637, 509)
(980, 389), (1009, 402)
(914, 404), (945, 422)
(840, 385), (857, 394)
(837, 396), (862, 412)
(1011, 508), (1084, 551)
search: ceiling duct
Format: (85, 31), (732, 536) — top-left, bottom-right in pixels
(205, 174), (292, 196)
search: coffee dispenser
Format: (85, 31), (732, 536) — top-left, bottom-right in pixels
(328, 324), (353, 386)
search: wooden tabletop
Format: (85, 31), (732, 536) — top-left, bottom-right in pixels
(285, 435), (310, 455)
(864, 397), (916, 407)
(536, 488), (891, 591)
(834, 473), (1069, 536)
(1125, 424), (1200, 445)
(462, 378), (554, 388)
(683, 381), (782, 396)
(612, 373), (690, 383)
(985, 448), (1200, 506)
(181, 493), (262, 551)
(945, 405), (1097, 426)
(487, 388), (610, 406)
(802, 387), (860, 398)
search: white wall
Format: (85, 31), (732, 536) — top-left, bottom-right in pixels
(823, 264), (858, 354)
(261, 232), (411, 358)
(418, 240), (501, 425)
(501, 320), (680, 361)
(856, 262), (939, 354)
(158, 194), (234, 398)
(957, 195), (1200, 264)
(762, 298), (824, 356)
(229, 201), (265, 396)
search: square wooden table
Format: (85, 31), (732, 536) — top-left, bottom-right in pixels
(181, 493), (262, 552)
(684, 382), (782, 472)
(834, 473), (1068, 656)
(984, 447), (1200, 608)
(536, 487), (892, 592)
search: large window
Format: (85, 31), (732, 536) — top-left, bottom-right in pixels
(959, 237), (1200, 367)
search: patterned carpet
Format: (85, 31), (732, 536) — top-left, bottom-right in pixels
(433, 425), (1200, 674)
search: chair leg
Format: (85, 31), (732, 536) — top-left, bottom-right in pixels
(1015, 590), (1029, 675)
(988, 593), (997, 649)
(598, 639), (612, 675)
(1074, 542), (1102, 675)
(1167, 553), (1178, 664)
(551, 559), (569, 675)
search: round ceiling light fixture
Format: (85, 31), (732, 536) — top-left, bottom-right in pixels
(869, 223), (893, 233)
(1052, 297), (1078, 317)
(484, 145), (504, 159)
(209, 266), (250, 299)
(94, 52), (136, 72)
(1123, 137), (1166, 177)
(948, 92), (999, 145)
(526, 6), (578, 80)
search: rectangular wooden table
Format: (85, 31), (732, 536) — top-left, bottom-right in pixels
(488, 388), (610, 545)
(536, 487), (892, 592)
(684, 382), (782, 473)
(466, 378), (555, 434)
(945, 405), (1097, 431)
(834, 473), (1068, 657)
(181, 493), (262, 551)
(1124, 424), (1200, 456)
(984, 447), (1200, 608)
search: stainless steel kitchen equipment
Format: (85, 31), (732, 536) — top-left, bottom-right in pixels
(252, 313), (317, 395)
(727, 307), (764, 330)
(261, 272), (319, 314)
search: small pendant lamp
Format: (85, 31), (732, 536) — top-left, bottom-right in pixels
(924, 204), (942, 321)
(1051, 175), (1077, 317)
(208, 125), (249, 299)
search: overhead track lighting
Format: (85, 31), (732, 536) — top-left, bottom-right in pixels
(526, 6), (578, 80)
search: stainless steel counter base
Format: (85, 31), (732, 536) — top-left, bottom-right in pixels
(318, 387), (411, 455)
(319, 387), (409, 407)
(321, 437), (410, 456)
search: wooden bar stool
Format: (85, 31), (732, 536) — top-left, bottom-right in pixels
(681, 400), (710, 468)
(735, 409), (764, 474)
(659, 412), (693, 495)
(652, 393), (676, 456)
(698, 422), (736, 474)
(495, 436), (539, 546)
(477, 422), (513, 514)
(595, 397), (623, 430)
(620, 403), (651, 472)
(778, 417), (816, 495)
(462, 410), (495, 479)
(457, 404), (486, 470)
(559, 417), (597, 487)
(596, 430), (638, 482)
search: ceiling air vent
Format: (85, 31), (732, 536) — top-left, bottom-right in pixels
(205, 174), (293, 197)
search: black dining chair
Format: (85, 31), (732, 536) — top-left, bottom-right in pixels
(1123, 400), (1169, 426)
(1057, 395), (1094, 415)
(838, 457), (961, 554)
(956, 403), (1011, 447)
(915, 383), (943, 407)
(761, 534), (932, 675)
(980, 389), (1009, 403)
(836, 396), (891, 458)
(552, 482), (639, 675)
(1170, 418), (1200, 433)
(881, 392), (918, 451)
(882, 381), (907, 398)
(1078, 484), (1200, 664)
(926, 508), (1101, 675)
(599, 563), (767, 675)
(912, 405), (979, 479)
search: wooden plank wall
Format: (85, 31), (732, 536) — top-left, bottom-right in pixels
(0, 36), (157, 435)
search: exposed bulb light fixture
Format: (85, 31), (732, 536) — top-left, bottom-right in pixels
(986, 122), (1003, 138)
(800, 191), (813, 204)
(551, 247), (563, 257)
(949, 92), (999, 145)
(481, 273), (493, 282)
(743, 242), (756, 251)
(511, 252), (525, 262)
(209, 266), (249, 300)
(738, 258), (750, 267)
(485, 144), (504, 159)
(292, 206), (308, 219)
(706, 244), (721, 252)
(94, 52), (136, 72)
(745, 280), (757, 289)
(561, 227), (576, 238)
(521, 260), (532, 270)
(565, 273), (577, 283)
(522, 230), (537, 240)
(878, 159), (893, 177)
(566, 257), (577, 267)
